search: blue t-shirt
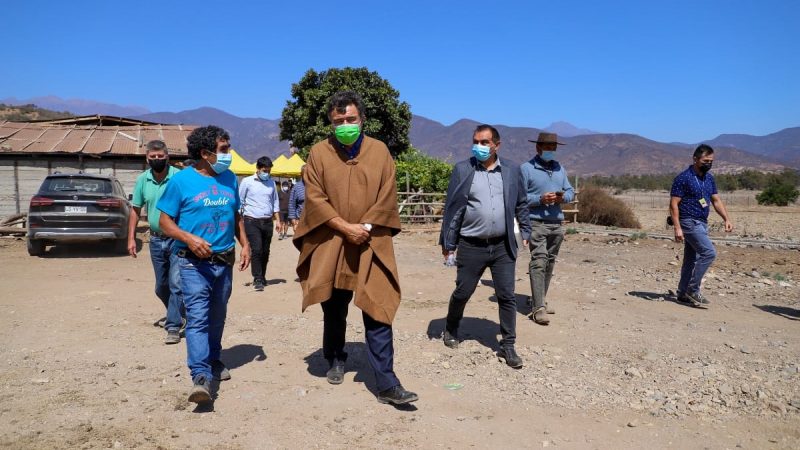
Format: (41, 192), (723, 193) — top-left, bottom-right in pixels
(157, 168), (240, 253)
(670, 166), (717, 222)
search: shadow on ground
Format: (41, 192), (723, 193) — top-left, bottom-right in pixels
(426, 317), (501, 351)
(221, 344), (268, 370)
(754, 304), (800, 320)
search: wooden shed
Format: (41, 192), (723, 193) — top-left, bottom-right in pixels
(0, 116), (195, 216)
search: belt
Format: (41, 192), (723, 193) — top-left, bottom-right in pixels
(244, 216), (273, 221)
(460, 235), (505, 246)
(176, 247), (236, 266)
(150, 230), (168, 238)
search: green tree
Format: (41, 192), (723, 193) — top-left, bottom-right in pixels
(756, 178), (800, 206)
(395, 148), (453, 192)
(279, 67), (412, 158)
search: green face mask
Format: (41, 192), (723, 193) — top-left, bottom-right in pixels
(334, 124), (361, 145)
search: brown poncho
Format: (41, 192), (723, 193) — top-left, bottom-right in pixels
(293, 136), (402, 325)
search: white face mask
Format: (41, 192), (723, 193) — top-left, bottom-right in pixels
(281, 186), (288, 192)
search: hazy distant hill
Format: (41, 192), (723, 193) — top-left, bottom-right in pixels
(0, 103), (73, 121)
(5, 94), (788, 175)
(1, 95), (149, 117)
(134, 107), (290, 161)
(704, 127), (800, 168)
(408, 116), (787, 175)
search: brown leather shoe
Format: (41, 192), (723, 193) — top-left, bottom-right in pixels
(530, 307), (550, 325)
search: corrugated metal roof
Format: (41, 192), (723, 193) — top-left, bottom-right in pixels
(0, 121), (194, 156)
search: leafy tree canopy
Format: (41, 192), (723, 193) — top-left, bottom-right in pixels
(279, 67), (412, 158)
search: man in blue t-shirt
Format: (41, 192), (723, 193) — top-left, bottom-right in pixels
(157, 125), (251, 404)
(669, 144), (733, 309)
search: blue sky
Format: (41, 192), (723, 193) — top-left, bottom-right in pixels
(2, 0), (798, 142)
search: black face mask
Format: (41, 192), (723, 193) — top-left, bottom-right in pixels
(148, 158), (167, 173)
(699, 162), (712, 174)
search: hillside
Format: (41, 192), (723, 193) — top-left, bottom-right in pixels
(0, 103), (73, 122)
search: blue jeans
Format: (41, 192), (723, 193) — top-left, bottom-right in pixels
(149, 235), (184, 332)
(177, 255), (232, 379)
(678, 218), (717, 295)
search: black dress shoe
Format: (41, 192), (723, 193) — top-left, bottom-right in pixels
(326, 360), (346, 385)
(377, 385), (418, 405)
(443, 330), (459, 349)
(497, 347), (523, 369)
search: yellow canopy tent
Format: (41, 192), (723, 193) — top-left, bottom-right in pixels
(271, 153), (306, 178)
(229, 149), (257, 176)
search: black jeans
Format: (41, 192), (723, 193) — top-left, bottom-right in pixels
(321, 289), (400, 392)
(243, 217), (273, 283)
(446, 237), (517, 348)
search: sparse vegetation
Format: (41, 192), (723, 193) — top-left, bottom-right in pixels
(629, 232), (648, 240)
(756, 176), (799, 206)
(585, 169), (800, 192)
(578, 186), (641, 228)
(566, 227), (579, 235)
(0, 103), (73, 121)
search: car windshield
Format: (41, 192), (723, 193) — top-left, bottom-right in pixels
(44, 177), (112, 194)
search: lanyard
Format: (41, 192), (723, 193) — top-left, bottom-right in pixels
(693, 174), (707, 198)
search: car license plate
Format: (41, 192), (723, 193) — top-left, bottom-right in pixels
(65, 206), (87, 213)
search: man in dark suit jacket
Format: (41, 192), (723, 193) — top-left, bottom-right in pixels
(439, 124), (532, 368)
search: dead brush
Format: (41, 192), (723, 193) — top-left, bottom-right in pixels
(577, 186), (642, 229)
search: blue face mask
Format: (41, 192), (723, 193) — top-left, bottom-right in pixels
(540, 151), (556, 162)
(471, 144), (492, 162)
(210, 152), (232, 174)
(257, 171), (271, 181)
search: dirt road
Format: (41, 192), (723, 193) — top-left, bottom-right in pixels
(1, 228), (798, 449)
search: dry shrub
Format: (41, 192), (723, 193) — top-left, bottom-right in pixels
(577, 186), (641, 228)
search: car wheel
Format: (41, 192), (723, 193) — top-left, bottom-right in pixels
(27, 239), (45, 256)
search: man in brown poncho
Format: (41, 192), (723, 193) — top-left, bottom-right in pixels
(293, 91), (418, 406)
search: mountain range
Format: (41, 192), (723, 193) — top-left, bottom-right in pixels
(2, 96), (796, 175)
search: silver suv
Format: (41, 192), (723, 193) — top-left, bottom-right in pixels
(27, 173), (131, 256)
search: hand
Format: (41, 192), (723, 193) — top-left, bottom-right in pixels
(523, 239), (529, 247)
(442, 247), (450, 261)
(275, 221), (282, 232)
(344, 223), (370, 245)
(674, 227), (684, 243)
(239, 245), (251, 271)
(541, 192), (558, 205)
(291, 219), (298, 228)
(186, 234), (212, 258)
(724, 220), (733, 233)
(127, 238), (137, 258)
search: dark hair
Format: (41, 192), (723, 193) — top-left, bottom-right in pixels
(694, 144), (714, 159)
(326, 91), (365, 122)
(281, 181), (289, 187)
(474, 124), (500, 144)
(256, 156), (273, 169)
(182, 159), (195, 167)
(186, 125), (230, 160)
(146, 139), (167, 154)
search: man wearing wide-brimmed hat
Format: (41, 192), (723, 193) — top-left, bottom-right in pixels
(520, 132), (575, 325)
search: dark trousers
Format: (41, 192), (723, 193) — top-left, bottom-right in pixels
(244, 217), (273, 283)
(321, 289), (400, 392)
(446, 238), (517, 348)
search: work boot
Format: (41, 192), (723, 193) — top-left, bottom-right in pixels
(212, 360), (231, 381)
(188, 375), (211, 404)
(164, 329), (181, 345)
